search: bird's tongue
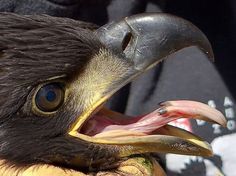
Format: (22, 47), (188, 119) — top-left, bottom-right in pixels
(81, 100), (226, 138)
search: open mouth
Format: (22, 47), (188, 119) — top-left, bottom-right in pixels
(81, 100), (226, 139)
(73, 99), (226, 157)
(67, 13), (226, 170)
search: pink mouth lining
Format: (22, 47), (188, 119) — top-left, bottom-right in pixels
(80, 100), (227, 137)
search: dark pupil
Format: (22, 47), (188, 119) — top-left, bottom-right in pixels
(46, 91), (56, 102)
(35, 83), (64, 112)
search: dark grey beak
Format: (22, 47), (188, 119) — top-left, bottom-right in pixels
(95, 13), (214, 71)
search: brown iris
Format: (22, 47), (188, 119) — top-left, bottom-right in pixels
(35, 83), (64, 112)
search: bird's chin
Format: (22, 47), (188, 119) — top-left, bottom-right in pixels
(69, 99), (226, 158)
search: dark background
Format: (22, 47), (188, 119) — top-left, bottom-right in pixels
(163, 0), (236, 99)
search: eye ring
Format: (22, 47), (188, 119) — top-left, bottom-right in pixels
(34, 83), (65, 112)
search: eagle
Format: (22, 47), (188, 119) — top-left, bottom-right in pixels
(0, 12), (226, 175)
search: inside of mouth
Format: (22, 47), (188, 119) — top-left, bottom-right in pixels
(79, 100), (226, 139)
(80, 107), (179, 138)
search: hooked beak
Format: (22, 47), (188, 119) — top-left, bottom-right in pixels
(68, 13), (225, 169)
(95, 13), (214, 71)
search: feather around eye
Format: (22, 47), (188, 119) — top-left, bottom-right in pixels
(35, 83), (65, 112)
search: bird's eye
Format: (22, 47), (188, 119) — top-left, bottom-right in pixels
(35, 83), (64, 112)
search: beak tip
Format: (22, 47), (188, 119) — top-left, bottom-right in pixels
(198, 42), (214, 62)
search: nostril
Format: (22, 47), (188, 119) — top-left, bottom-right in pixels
(122, 32), (132, 51)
